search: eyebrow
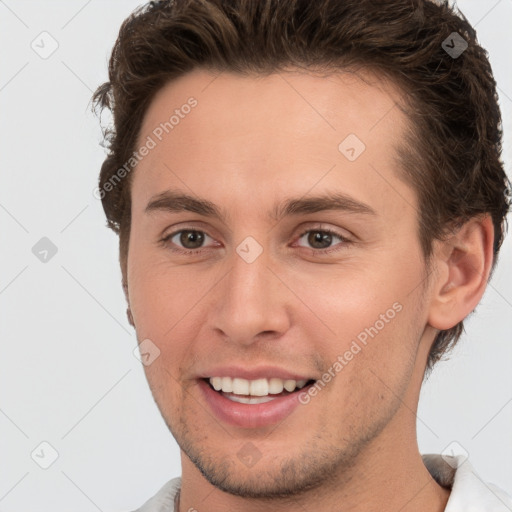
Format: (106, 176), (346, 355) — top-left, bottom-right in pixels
(145, 190), (377, 222)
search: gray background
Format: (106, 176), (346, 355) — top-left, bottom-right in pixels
(0, 0), (511, 510)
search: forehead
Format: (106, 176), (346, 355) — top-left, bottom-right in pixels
(132, 68), (414, 220)
(139, 67), (406, 144)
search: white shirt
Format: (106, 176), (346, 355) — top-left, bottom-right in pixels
(131, 454), (512, 511)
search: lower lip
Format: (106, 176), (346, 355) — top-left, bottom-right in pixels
(198, 379), (313, 428)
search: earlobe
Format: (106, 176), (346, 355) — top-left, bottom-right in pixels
(427, 215), (494, 331)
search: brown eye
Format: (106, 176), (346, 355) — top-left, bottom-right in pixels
(296, 228), (347, 252)
(162, 229), (215, 252)
(306, 231), (334, 249)
(178, 230), (205, 249)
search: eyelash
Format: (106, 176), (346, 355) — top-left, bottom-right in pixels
(159, 226), (351, 256)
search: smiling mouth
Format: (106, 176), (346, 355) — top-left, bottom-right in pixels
(202, 377), (316, 403)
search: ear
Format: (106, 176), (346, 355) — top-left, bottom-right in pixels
(427, 215), (494, 331)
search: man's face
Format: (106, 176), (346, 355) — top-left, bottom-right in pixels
(127, 69), (435, 496)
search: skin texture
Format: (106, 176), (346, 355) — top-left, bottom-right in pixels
(125, 68), (493, 512)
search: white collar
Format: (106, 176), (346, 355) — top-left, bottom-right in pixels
(422, 453), (512, 511)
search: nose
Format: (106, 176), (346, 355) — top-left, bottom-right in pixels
(211, 243), (291, 346)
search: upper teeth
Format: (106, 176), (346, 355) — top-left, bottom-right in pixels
(209, 377), (309, 396)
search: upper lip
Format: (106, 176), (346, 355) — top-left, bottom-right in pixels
(196, 365), (316, 381)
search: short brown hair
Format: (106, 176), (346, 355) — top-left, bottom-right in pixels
(93, 0), (510, 372)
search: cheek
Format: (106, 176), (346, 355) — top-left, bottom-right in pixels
(291, 255), (425, 393)
(131, 266), (197, 404)
(128, 267), (184, 389)
(310, 290), (421, 432)
(289, 256), (418, 338)
(128, 252), (205, 334)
